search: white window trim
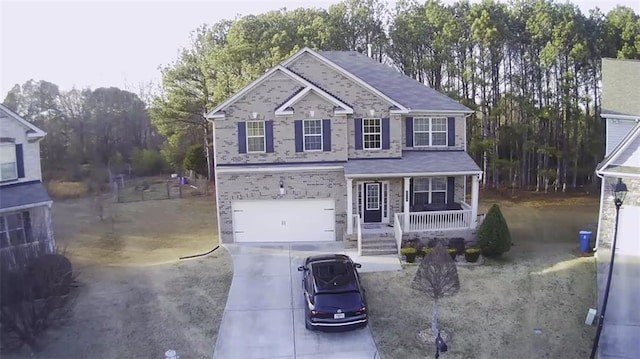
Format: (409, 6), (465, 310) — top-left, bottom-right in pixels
(413, 117), (448, 147)
(246, 120), (266, 153)
(0, 212), (28, 248)
(302, 119), (323, 152)
(0, 143), (18, 182)
(413, 177), (448, 204)
(362, 117), (382, 150)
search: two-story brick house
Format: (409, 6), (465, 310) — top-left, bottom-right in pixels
(206, 48), (482, 254)
(0, 104), (55, 269)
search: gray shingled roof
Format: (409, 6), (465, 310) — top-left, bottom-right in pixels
(344, 151), (481, 177)
(0, 181), (52, 211)
(318, 51), (472, 112)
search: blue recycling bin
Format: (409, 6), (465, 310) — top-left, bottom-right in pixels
(579, 230), (592, 252)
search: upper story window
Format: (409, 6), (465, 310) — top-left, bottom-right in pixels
(303, 119), (323, 151)
(414, 117), (447, 147)
(0, 143), (17, 181)
(246, 121), (265, 153)
(413, 177), (447, 204)
(363, 118), (381, 150)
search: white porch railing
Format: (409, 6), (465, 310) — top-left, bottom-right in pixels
(353, 214), (362, 256)
(397, 210), (472, 232)
(394, 214), (403, 254)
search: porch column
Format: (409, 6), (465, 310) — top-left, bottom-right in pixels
(347, 178), (353, 235)
(471, 174), (480, 229)
(403, 176), (410, 228)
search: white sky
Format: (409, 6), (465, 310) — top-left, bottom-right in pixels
(1, 0), (639, 100)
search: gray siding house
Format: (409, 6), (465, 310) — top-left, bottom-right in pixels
(594, 58), (640, 358)
(0, 104), (55, 269)
(206, 48), (482, 254)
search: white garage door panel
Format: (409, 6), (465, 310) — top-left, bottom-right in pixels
(618, 206), (640, 256)
(232, 199), (335, 243)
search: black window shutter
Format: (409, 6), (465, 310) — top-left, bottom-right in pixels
(16, 144), (25, 178)
(382, 118), (390, 149)
(322, 119), (331, 152)
(447, 177), (455, 204)
(237, 122), (247, 154)
(354, 118), (363, 150)
(447, 117), (455, 146)
(405, 117), (413, 147)
(294, 120), (303, 152)
(265, 120), (274, 153)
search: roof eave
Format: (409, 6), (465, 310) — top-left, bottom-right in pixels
(601, 113), (640, 121)
(344, 170), (483, 179)
(597, 170), (640, 179)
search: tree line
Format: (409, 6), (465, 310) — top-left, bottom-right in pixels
(3, 80), (165, 180)
(4, 0), (639, 190)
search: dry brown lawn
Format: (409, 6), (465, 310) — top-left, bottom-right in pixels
(4, 194), (232, 359)
(362, 195), (599, 359)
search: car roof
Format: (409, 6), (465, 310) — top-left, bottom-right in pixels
(308, 256), (359, 294)
(305, 253), (351, 264)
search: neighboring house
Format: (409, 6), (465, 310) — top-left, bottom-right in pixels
(0, 104), (55, 269)
(206, 47), (482, 254)
(594, 58), (640, 359)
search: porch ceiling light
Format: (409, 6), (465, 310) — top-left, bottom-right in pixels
(611, 178), (628, 207)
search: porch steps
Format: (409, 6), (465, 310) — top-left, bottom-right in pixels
(360, 234), (398, 256)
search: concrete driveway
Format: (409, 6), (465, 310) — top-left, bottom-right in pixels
(213, 242), (400, 359)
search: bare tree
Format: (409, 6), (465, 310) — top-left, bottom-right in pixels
(412, 242), (460, 336)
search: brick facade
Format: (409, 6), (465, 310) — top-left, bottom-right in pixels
(596, 176), (640, 250)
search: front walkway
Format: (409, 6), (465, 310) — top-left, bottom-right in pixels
(596, 252), (640, 359)
(213, 242), (400, 359)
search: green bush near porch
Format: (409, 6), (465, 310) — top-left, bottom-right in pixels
(477, 204), (512, 257)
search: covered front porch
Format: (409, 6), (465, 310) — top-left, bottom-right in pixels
(343, 151), (483, 255)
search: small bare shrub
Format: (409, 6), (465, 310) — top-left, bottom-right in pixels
(0, 254), (76, 353)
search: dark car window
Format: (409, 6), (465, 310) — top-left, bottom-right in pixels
(311, 261), (357, 289)
(315, 291), (363, 309)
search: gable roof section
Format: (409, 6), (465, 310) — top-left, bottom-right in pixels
(275, 87), (353, 116)
(205, 65), (352, 119)
(0, 104), (47, 138)
(316, 50), (472, 113)
(597, 120), (640, 176)
(282, 48), (409, 113)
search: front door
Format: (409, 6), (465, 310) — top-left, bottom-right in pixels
(363, 182), (382, 223)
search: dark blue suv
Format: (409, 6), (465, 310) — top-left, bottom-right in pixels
(297, 254), (368, 331)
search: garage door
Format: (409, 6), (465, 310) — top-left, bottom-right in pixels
(617, 205), (640, 256)
(232, 199), (336, 242)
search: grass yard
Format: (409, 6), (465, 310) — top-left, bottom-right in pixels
(4, 194), (232, 358)
(362, 195), (599, 359)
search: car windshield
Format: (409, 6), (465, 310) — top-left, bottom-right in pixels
(311, 261), (356, 289)
(315, 291), (362, 309)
